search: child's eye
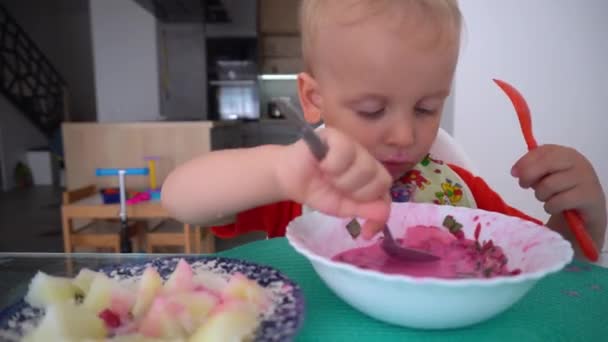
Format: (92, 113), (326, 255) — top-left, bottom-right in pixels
(357, 108), (385, 119)
(415, 107), (436, 116)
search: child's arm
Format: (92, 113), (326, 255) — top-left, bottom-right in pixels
(161, 127), (392, 235)
(161, 144), (290, 223)
(511, 144), (607, 252)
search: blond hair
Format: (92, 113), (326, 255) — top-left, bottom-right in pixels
(299, 0), (462, 73)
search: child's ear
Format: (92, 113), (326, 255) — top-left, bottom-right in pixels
(297, 72), (323, 124)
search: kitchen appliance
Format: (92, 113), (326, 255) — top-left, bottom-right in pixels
(267, 97), (291, 119)
(212, 60), (260, 120)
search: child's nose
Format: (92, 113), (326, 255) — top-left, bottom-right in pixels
(385, 117), (415, 148)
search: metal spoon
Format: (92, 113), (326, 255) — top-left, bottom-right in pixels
(276, 99), (440, 262)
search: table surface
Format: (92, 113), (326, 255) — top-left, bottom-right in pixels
(61, 194), (170, 220)
(1, 238), (607, 342)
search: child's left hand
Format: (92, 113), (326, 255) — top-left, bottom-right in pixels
(511, 144), (607, 246)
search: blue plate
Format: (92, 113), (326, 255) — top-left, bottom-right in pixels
(0, 256), (305, 341)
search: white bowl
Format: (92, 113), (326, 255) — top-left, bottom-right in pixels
(286, 202), (573, 329)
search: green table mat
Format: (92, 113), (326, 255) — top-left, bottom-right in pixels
(217, 238), (607, 342)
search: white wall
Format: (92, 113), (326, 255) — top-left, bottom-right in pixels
(90, 0), (160, 122)
(0, 97), (48, 190)
(454, 1), (608, 234)
(1, 0), (97, 122)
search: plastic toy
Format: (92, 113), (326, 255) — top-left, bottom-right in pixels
(143, 156), (162, 201)
(95, 167), (149, 252)
(144, 156), (160, 190)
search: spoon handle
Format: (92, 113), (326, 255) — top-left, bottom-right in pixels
(564, 210), (599, 261)
(494, 78), (599, 262)
(275, 99), (328, 161)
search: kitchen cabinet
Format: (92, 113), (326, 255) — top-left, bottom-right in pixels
(258, 0), (302, 74)
(261, 57), (303, 74)
(259, 0), (300, 35)
(210, 124), (243, 150)
(211, 121), (299, 150)
(261, 36), (301, 57)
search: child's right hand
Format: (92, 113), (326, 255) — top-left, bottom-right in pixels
(276, 127), (392, 238)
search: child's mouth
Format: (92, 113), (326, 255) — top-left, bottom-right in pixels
(378, 153), (415, 177)
(381, 161), (410, 177)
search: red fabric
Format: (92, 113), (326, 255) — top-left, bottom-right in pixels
(211, 165), (543, 238)
(211, 200), (301, 238)
(448, 164), (543, 225)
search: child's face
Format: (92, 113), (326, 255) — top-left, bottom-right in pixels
(299, 3), (460, 179)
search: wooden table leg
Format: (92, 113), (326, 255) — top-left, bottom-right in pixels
(113, 238), (121, 253)
(201, 228), (215, 254)
(146, 240), (154, 254)
(194, 225), (202, 254)
(64, 255), (75, 277)
(132, 221), (146, 252)
(184, 224), (192, 254)
(61, 212), (73, 253)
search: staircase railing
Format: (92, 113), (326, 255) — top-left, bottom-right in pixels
(0, 4), (68, 137)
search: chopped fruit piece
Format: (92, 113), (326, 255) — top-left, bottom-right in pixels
(22, 302), (106, 342)
(105, 334), (180, 342)
(193, 271), (228, 294)
(164, 259), (194, 293)
(442, 215), (463, 234)
(222, 273), (267, 311)
(189, 302), (259, 342)
(138, 296), (187, 339)
(82, 273), (114, 313)
(132, 267), (163, 319)
(171, 292), (219, 334)
(345, 218), (362, 238)
(21, 264), (268, 341)
(72, 268), (101, 295)
(24, 272), (80, 308)
(110, 289), (136, 319)
(99, 308), (122, 329)
(83, 273), (134, 317)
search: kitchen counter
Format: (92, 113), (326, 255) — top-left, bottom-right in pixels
(62, 122), (215, 189)
(61, 120), (302, 189)
(211, 118), (300, 150)
(211, 118), (293, 126)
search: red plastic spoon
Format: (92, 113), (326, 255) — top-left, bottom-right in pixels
(493, 79), (599, 262)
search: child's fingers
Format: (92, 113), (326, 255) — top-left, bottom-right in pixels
(533, 170), (579, 202)
(331, 151), (379, 196)
(362, 219), (385, 240)
(543, 186), (584, 215)
(318, 129), (357, 177)
(357, 193), (391, 222)
(359, 193), (392, 239)
(319, 130), (391, 202)
(512, 145), (574, 188)
(350, 167), (392, 202)
(322, 193), (388, 222)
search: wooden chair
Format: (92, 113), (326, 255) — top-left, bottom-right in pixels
(146, 217), (234, 254)
(61, 185), (146, 253)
